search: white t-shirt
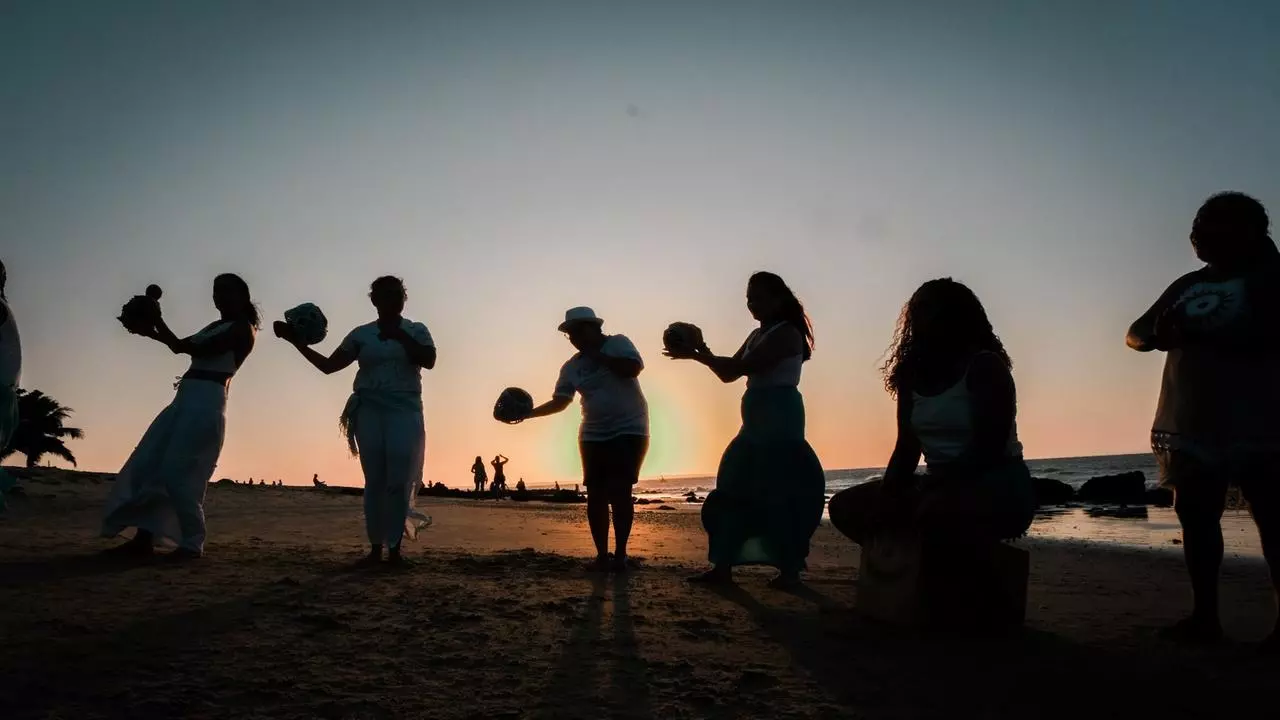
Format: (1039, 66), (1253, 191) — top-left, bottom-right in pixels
(0, 299), (21, 388)
(554, 334), (649, 442)
(339, 319), (434, 394)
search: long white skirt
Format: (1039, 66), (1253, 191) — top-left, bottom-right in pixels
(100, 379), (227, 553)
(354, 400), (430, 548)
(0, 385), (17, 510)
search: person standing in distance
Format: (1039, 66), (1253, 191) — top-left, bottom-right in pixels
(524, 307), (649, 572)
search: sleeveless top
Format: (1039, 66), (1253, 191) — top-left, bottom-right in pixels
(0, 299), (21, 389)
(744, 322), (803, 389)
(911, 353), (1022, 466)
(187, 321), (243, 376)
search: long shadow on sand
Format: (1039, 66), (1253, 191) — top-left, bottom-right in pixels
(1, 557), (386, 719)
(534, 572), (654, 720)
(0, 553), (158, 589)
(703, 580), (1269, 718)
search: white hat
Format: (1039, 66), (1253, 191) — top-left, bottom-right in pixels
(558, 306), (604, 332)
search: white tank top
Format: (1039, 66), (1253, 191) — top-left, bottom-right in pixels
(744, 322), (803, 389)
(911, 354), (1022, 466)
(187, 321), (242, 375)
(0, 299), (21, 388)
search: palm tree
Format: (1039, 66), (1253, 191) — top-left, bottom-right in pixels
(1, 389), (84, 467)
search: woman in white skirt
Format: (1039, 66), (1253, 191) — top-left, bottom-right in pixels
(101, 274), (259, 559)
(276, 276), (436, 565)
(0, 260), (21, 511)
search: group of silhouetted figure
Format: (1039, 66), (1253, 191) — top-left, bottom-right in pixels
(0, 191), (1276, 650)
(471, 454), (509, 498)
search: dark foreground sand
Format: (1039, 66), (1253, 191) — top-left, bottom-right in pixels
(0, 469), (1276, 720)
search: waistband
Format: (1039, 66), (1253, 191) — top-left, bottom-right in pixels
(177, 369), (233, 388)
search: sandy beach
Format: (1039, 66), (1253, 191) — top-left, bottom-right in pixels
(1, 469), (1275, 720)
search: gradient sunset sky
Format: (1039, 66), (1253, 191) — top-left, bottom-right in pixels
(3, 1), (1278, 486)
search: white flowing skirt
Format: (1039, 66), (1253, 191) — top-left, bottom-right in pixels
(353, 398), (431, 548)
(0, 385), (17, 509)
(100, 379), (227, 553)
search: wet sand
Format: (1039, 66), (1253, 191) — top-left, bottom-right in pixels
(0, 469), (1276, 719)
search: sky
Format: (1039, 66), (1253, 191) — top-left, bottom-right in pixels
(2, 0), (1278, 486)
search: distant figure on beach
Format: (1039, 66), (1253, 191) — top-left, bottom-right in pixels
(667, 272), (825, 589)
(827, 279), (1034, 550)
(491, 455), (508, 498)
(471, 456), (487, 493)
(312, 473), (326, 489)
(522, 307), (649, 572)
(1126, 192), (1280, 650)
(0, 260), (21, 510)
(276, 276), (435, 565)
(516, 478), (526, 492)
(101, 274), (260, 559)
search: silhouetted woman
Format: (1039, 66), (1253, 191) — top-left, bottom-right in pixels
(491, 454), (508, 497)
(827, 279), (1033, 551)
(669, 272), (826, 588)
(472, 456), (487, 493)
(0, 260), (21, 510)
(277, 276), (435, 565)
(101, 273), (259, 559)
(1126, 192), (1280, 649)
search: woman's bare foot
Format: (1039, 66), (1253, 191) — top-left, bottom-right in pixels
(387, 546), (410, 567)
(165, 547), (202, 562)
(103, 535), (153, 558)
(585, 555), (611, 573)
(611, 554), (631, 574)
(687, 566), (733, 585)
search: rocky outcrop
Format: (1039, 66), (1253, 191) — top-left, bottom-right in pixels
(1077, 471), (1147, 505)
(1031, 477), (1074, 506)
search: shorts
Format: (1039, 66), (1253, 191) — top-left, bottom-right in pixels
(580, 435), (649, 491)
(1152, 431), (1278, 494)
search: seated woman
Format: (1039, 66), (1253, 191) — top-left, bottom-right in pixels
(828, 278), (1034, 550)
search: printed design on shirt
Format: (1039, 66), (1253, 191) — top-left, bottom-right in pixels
(1175, 279), (1245, 330)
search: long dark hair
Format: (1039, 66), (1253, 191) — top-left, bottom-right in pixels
(880, 278), (1010, 398)
(0, 259), (7, 301)
(216, 273), (261, 329)
(749, 271), (814, 361)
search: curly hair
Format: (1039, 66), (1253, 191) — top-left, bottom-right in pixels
(880, 278), (1010, 398)
(370, 275), (408, 302)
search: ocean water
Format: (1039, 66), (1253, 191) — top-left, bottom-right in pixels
(632, 453), (1262, 556)
(634, 453), (1161, 498)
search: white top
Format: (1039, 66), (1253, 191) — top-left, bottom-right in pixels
(911, 354), (1022, 466)
(554, 334), (649, 442)
(0, 299), (20, 388)
(340, 319), (435, 394)
(187, 321), (245, 375)
(744, 322), (803, 389)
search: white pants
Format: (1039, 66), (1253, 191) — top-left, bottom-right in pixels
(101, 379), (227, 553)
(355, 402), (427, 548)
